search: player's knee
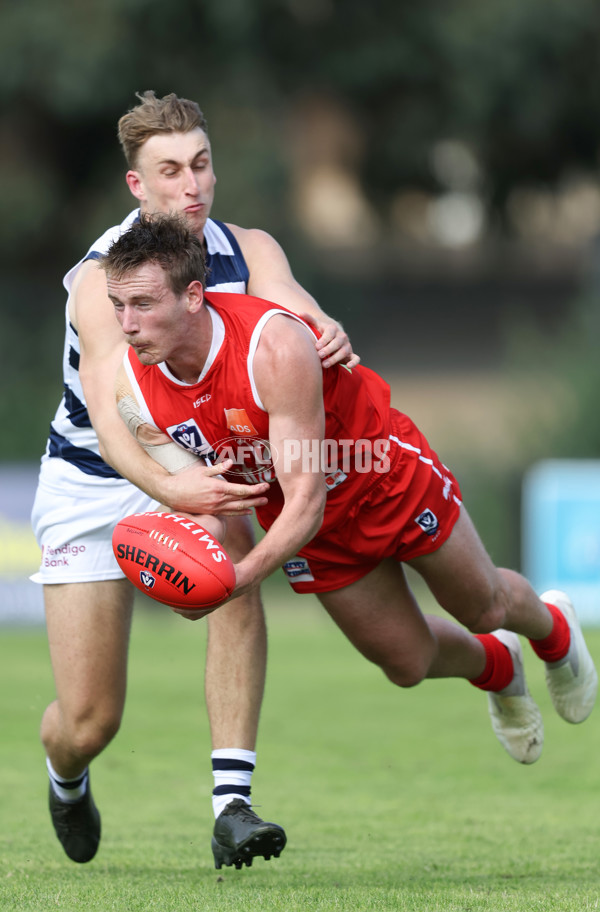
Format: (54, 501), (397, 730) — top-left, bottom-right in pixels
(462, 595), (507, 634)
(71, 722), (120, 761)
(207, 588), (266, 634)
(382, 658), (429, 688)
(377, 646), (433, 688)
(364, 632), (434, 688)
(223, 515), (256, 561)
(66, 711), (122, 761)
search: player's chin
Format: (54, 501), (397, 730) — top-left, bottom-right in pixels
(135, 349), (160, 365)
(181, 208), (207, 233)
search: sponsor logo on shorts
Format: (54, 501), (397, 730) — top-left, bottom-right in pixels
(42, 543), (87, 569)
(282, 557), (315, 583)
(140, 570), (156, 590)
(415, 509), (439, 536)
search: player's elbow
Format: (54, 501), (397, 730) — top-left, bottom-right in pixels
(97, 437), (111, 464)
(96, 435), (119, 473)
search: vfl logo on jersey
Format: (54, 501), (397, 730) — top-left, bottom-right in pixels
(167, 418), (215, 457)
(224, 408), (257, 436)
(415, 509), (439, 536)
(282, 557), (315, 583)
(140, 570), (156, 590)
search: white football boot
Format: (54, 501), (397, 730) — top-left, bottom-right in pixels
(487, 629), (544, 764)
(540, 590), (598, 723)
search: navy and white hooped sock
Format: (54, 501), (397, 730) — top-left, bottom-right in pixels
(211, 748), (256, 819)
(46, 757), (89, 803)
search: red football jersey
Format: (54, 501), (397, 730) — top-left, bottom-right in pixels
(124, 291), (392, 536)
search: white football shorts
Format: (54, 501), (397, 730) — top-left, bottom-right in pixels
(31, 456), (159, 584)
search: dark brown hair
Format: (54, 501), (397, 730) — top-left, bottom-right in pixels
(101, 212), (206, 295)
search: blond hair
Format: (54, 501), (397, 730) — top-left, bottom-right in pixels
(117, 91), (209, 168)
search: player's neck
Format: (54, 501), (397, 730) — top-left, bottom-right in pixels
(164, 309), (213, 385)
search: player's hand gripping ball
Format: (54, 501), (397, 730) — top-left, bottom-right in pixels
(112, 511), (235, 610)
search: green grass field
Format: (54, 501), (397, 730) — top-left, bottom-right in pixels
(1, 581), (600, 911)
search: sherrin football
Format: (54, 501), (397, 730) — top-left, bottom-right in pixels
(112, 511), (236, 610)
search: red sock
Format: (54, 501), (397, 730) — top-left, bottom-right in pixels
(529, 601), (571, 663)
(469, 634), (514, 692)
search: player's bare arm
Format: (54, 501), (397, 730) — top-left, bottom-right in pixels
(232, 315), (328, 595)
(76, 261), (268, 515)
(228, 224), (360, 370)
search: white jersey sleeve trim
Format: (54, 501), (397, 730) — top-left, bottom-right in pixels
(247, 310), (312, 411)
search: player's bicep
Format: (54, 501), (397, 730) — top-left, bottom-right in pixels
(256, 318), (326, 499)
(75, 261), (126, 365)
(74, 262), (129, 426)
(231, 225), (319, 313)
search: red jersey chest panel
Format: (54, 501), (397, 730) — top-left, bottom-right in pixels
(124, 292), (393, 526)
(125, 293), (281, 486)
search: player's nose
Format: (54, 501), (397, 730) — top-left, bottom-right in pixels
(183, 166), (199, 194)
(120, 308), (139, 334)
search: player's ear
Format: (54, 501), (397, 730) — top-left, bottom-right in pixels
(186, 281), (204, 313)
(126, 170), (144, 201)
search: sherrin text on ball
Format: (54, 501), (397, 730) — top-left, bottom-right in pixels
(112, 511), (235, 609)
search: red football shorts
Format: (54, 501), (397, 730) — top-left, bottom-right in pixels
(282, 409), (462, 594)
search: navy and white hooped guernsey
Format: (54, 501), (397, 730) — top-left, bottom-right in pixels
(45, 209), (249, 479)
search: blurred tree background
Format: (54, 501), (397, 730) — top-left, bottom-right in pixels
(2, 0), (600, 567)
